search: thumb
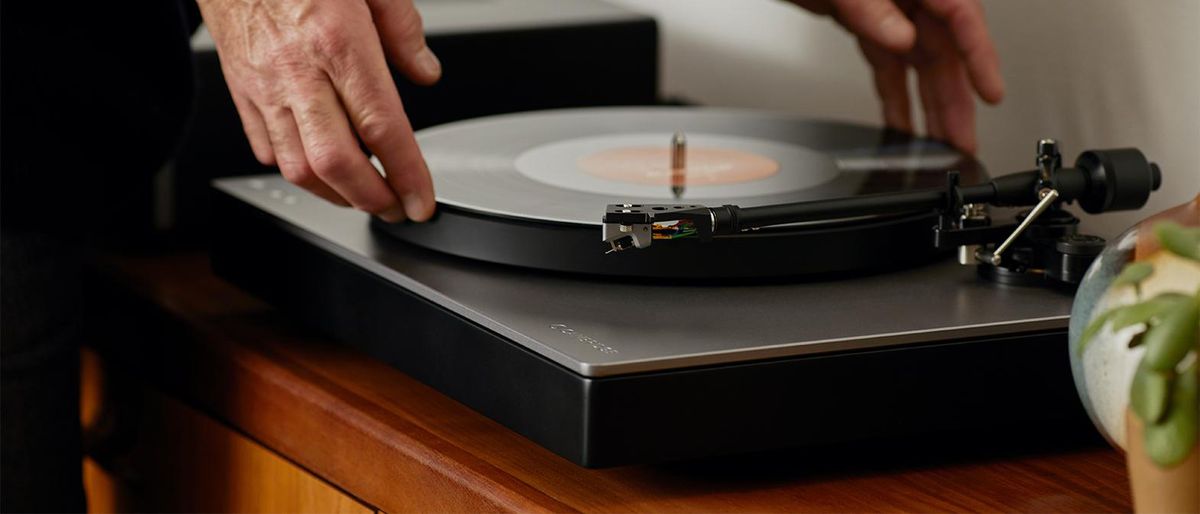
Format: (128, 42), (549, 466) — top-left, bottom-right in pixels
(368, 0), (442, 86)
(833, 0), (916, 54)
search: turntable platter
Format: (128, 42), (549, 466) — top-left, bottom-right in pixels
(371, 107), (986, 278)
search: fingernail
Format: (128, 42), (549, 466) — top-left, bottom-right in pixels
(379, 206), (407, 224)
(403, 193), (432, 222)
(416, 47), (441, 80)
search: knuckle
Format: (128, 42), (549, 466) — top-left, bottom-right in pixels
(279, 160), (314, 185)
(308, 146), (355, 180)
(393, 7), (426, 42)
(252, 43), (306, 79)
(310, 21), (355, 62)
(356, 112), (397, 145)
(292, 99), (335, 131)
(279, 61), (327, 93)
(273, 56), (308, 80)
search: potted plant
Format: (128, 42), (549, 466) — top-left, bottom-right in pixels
(1076, 218), (1199, 513)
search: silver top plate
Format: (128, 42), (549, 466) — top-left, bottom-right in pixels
(216, 176), (1074, 378)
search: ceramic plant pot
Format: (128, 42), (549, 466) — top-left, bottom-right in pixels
(1070, 194), (1199, 513)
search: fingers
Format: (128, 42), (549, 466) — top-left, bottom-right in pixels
(367, 0), (442, 86)
(858, 38), (913, 134)
(200, 0), (435, 222)
(323, 16), (435, 221)
(797, 0), (993, 152)
(289, 79), (409, 221)
(263, 104), (353, 208)
(358, 102), (435, 222)
(919, 0), (1004, 103)
(915, 64), (944, 143)
(230, 91), (276, 166)
(912, 9), (977, 153)
(832, 0), (917, 53)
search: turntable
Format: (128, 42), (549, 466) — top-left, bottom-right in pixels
(211, 107), (1162, 467)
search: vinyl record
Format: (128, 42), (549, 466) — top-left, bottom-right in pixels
(371, 107), (986, 278)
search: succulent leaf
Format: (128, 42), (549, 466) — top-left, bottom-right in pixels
(1113, 261), (1155, 289)
(1143, 363), (1198, 468)
(1111, 293), (1189, 331)
(1131, 366), (1172, 424)
(1140, 297), (1200, 372)
(1078, 308), (1119, 356)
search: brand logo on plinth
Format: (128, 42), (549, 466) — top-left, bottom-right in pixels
(549, 323), (618, 354)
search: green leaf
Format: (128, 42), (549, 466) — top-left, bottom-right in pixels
(1113, 261), (1155, 289)
(1131, 366), (1172, 424)
(1111, 293), (1190, 331)
(1143, 362), (1198, 468)
(1078, 308), (1119, 356)
(1141, 297), (1200, 372)
(1155, 221), (1200, 262)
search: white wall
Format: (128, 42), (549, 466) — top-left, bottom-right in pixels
(606, 0), (1200, 236)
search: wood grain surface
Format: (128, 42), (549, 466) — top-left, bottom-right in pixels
(82, 348), (373, 514)
(84, 251), (1133, 513)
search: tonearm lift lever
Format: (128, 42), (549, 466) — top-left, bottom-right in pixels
(601, 140), (1162, 286)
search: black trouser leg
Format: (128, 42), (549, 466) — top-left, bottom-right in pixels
(1, 230), (87, 513)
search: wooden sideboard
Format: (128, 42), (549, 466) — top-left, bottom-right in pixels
(80, 251), (1132, 513)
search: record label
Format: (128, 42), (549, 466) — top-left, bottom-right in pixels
(514, 133), (834, 199)
(580, 146), (777, 185)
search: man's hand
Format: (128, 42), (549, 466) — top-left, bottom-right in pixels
(792, 0), (1004, 153)
(197, 0), (439, 222)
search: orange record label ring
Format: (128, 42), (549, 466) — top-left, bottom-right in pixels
(578, 147), (779, 186)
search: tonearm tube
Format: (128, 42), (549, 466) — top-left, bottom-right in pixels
(601, 139), (1163, 286)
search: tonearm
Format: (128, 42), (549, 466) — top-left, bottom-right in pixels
(601, 139), (1162, 286)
